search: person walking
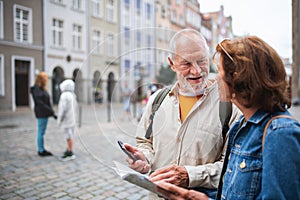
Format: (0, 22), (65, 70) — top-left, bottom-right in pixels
(30, 72), (56, 157)
(121, 81), (132, 118)
(124, 29), (241, 199)
(155, 36), (300, 199)
(57, 79), (78, 161)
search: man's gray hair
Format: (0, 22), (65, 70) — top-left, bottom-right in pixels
(169, 29), (209, 60)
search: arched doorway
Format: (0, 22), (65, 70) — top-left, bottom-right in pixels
(73, 68), (83, 103)
(93, 71), (103, 103)
(52, 67), (64, 104)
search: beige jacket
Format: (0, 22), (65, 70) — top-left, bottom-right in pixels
(136, 81), (241, 191)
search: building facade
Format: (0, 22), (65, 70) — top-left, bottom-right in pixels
(0, 0), (43, 111)
(44, 0), (88, 104)
(88, 0), (119, 104)
(169, 0), (185, 32)
(0, 0), (238, 111)
(200, 5), (233, 70)
(155, 0), (174, 70)
(119, 0), (156, 100)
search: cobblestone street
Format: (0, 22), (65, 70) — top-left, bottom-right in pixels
(0, 103), (148, 200)
(0, 103), (300, 200)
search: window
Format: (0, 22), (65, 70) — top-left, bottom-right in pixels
(172, 10), (177, 22)
(106, 33), (114, 57)
(72, 0), (82, 10)
(14, 5), (32, 43)
(106, 0), (114, 22)
(52, 18), (63, 47)
(124, 0), (130, 7)
(124, 27), (130, 44)
(147, 34), (151, 46)
(161, 6), (166, 18)
(52, 0), (64, 4)
(186, 9), (200, 28)
(146, 3), (151, 19)
(72, 24), (82, 50)
(136, 0), (141, 12)
(124, 9), (129, 26)
(179, 14), (184, 26)
(92, 30), (101, 54)
(136, 31), (141, 47)
(125, 59), (130, 73)
(0, 1), (3, 39)
(92, 0), (103, 18)
(0, 54), (4, 96)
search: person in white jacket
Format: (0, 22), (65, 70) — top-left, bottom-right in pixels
(57, 79), (78, 160)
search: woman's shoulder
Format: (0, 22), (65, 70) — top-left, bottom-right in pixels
(268, 116), (300, 132)
(265, 112), (300, 138)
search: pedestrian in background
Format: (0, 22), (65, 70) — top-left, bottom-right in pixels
(121, 81), (132, 118)
(30, 72), (56, 157)
(155, 36), (300, 200)
(146, 79), (163, 99)
(57, 79), (78, 161)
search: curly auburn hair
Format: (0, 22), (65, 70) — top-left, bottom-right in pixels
(34, 72), (48, 91)
(213, 36), (290, 113)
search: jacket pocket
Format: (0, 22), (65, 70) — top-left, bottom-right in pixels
(229, 155), (262, 198)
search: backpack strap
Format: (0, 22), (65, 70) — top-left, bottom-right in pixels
(219, 102), (232, 141)
(145, 87), (171, 139)
(262, 114), (294, 150)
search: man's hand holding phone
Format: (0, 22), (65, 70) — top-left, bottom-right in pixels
(118, 141), (150, 174)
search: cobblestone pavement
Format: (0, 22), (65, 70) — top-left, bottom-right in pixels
(0, 103), (300, 200)
(0, 103), (148, 200)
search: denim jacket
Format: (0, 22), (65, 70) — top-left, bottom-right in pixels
(220, 109), (300, 199)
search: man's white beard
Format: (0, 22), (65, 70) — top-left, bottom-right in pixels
(179, 72), (208, 97)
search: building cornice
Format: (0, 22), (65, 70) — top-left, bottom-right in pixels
(0, 40), (43, 51)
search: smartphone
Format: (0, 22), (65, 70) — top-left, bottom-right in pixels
(117, 140), (139, 162)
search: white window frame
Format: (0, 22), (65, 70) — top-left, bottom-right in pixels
(72, 24), (82, 50)
(72, 0), (82, 10)
(125, 59), (130, 73)
(0, 1), (3, 39)
(92, 0), (103, 18)
(0, 54), (4, 96)
(106, 0), (114, 22)
(136, 30), (141, 47)
(92, 29), (101, 54)
(52, 0), (64, 4)
(106, 33), (114, 57)
(52, 18), (64, 47)
(124, 8), (129, 26)
(136, 0), (141, 13)
(172, 10), (177, 22)
(146, 3), (151, 19)
(13, 4), (32, 43)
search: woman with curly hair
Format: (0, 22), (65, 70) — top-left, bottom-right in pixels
(30, 72), (56, 157)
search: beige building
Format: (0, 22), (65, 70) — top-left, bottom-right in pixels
(88, 0), (120, 104)
(169, 0), (185, 32)
(200, 6), (233, 59)
(155, 0), (174, 69)
(185, 0), (201, 31)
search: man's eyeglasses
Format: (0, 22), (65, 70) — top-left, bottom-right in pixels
(218, 39), (234, 62)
